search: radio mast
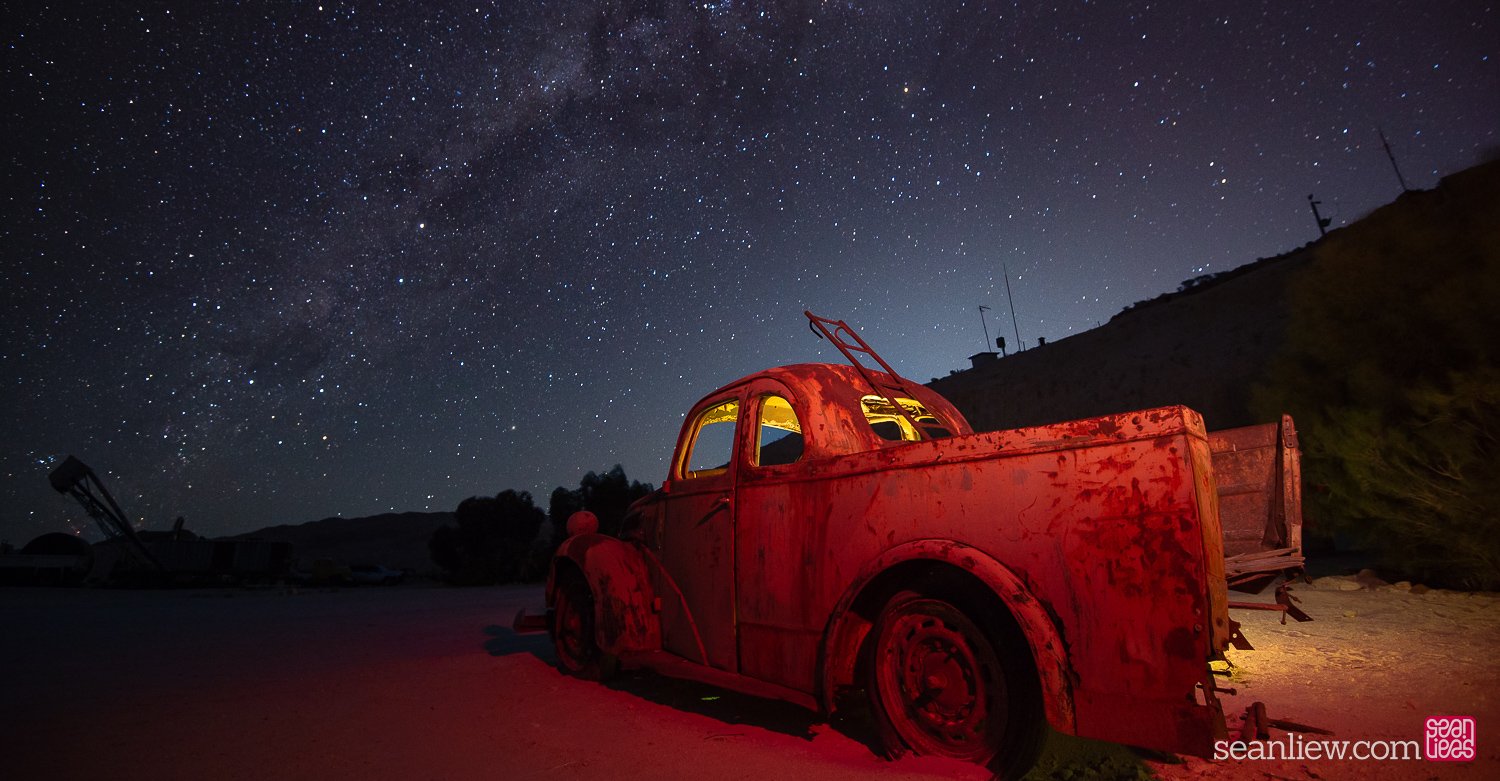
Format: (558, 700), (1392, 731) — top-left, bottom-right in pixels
(1378, 127), (1412, 193)
(1002, 263), (1023, 351)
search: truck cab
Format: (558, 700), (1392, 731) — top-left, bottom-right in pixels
(645, 363), (974, 680)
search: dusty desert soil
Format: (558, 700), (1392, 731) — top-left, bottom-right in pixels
(0, 577), (1495, 780)
(1144, 575), (1500, 781)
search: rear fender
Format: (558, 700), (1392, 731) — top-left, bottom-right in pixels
(818, 539), (1076, 734)
(551, 533), (661, 655)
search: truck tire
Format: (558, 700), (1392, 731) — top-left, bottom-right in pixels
(552, 568), (617, 681)
(866, 589), (1043, 780)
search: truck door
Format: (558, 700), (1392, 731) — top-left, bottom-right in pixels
(732, 383), (821, 693)
(659, 395), (742, 671)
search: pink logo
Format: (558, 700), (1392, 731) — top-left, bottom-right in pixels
(1425, 716), (1475, 762)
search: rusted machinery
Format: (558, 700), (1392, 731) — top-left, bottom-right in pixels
(48, 455), (164, 575)
(45, 456), (292, 585)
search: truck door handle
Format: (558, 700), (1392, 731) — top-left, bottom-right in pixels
(696, 495), (732, 526)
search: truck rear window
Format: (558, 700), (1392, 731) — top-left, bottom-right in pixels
(756, 395), (803, 466)
(860, 395), (953, 441)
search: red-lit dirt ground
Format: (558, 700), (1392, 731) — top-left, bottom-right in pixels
(1, 578), (1495, 781)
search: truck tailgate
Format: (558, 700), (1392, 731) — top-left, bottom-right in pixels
(1208, 414), (1304, 591)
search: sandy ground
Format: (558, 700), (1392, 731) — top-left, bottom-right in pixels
(1146, 576), (1500, 781)
(1, 578), (1495, 781)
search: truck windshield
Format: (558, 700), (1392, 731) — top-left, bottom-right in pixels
(860, 395), (953, 441)
(684, 400), (738, 478)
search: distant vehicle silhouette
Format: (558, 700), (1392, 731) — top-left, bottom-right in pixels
(349, 564), (404, 585)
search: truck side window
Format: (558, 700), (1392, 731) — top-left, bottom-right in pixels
(684, 400), (738, 478)
(756, 395), (803, 466)
(860, 395), (953, 441)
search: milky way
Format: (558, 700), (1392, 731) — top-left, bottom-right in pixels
(4, 1), (1496, 540)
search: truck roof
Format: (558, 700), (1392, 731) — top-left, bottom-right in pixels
(687, 362), (975, 457)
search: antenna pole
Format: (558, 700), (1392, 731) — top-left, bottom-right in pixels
(1378, 127), (1411, 193)
(977, 306), (993, 353)
(1307, 194), (1332, 237)
(1002, 263), (1023, 351)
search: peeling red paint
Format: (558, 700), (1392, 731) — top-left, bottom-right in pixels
(543, 362), (1303, 770)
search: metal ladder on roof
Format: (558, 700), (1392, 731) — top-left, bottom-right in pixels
(804, 310), (944, 441)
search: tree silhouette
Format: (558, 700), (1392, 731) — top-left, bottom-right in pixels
(431, 466), (656, 583)
(548, 465), (655, 547)
(547, 485), (582, 549)
(429, 489), (545, 584)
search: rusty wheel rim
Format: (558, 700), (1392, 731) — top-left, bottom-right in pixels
(554, 581), (593, 671)
(874, 599), (1005, 761)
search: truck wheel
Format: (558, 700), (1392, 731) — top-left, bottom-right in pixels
(552, 570), (616, 681)
(866, 590), (1042, 779)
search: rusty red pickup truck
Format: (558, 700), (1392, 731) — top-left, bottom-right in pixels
(537, 314), (1301, 778)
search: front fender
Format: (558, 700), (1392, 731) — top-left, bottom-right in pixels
(818, 539), (1076, 734)
(551, 533), (661, 656)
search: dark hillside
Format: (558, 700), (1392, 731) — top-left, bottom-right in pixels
(1255, 160), (1500, 588)
(930, 160), (1500, 587)
(228, 511), (454, 573)
(930, 248), (1308, 432)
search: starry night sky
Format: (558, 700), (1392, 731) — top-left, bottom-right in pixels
(4, 1), (1496, 542)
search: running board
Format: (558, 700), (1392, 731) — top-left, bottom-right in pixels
(619, 649), (819, 711)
